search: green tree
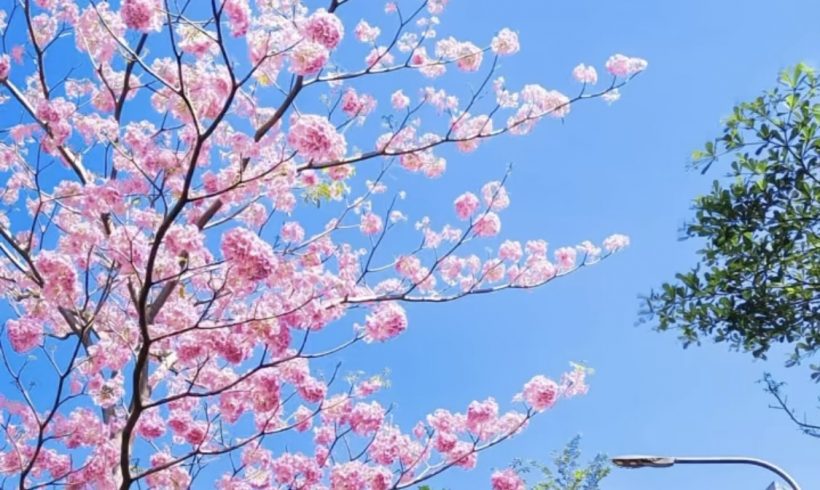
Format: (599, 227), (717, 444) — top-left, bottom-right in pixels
(515, 435), (610, 490)
(645, 63), (820, 381)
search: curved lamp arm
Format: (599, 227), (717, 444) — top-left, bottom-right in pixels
(611, 455), (801, 490)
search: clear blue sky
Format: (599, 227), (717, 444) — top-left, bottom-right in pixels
(3, 1), (820, 489)
(330, 1), (820, 489)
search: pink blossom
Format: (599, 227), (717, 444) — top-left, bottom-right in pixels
(146, 452), (191, 489)
(491, 28), (520, 56)
(341, 88), (377, 118)
(508, 84), (571, 134)
(349, 401), (386, 435)
(572, 63), (598, 84)
(6, 317), (43, 353)
(391, 89), (410, 109)
(31, 13), (57, 45)
(178, 24), (217, 56)
(290, 41), (329, 75)
(453, 114), (494, 152)
(11, 46), (23, 64)
(449, 441), (478, 468)
(482, 259), (506, 283)
(287, 114), (347, 163)
(474, 212), (501, 237)
(360, 212), (383, 235)
(0, 54), (9, 81)
(298, 377), (327, 403)
(221, 228), (277, 281)
(281, 221), (305, 243)
(466, 398), (499, 434)
(499, 240), (523, 261)
(354, 20), (380, 43)
(136, 409), (166, 439)
(577, 240), (602, 262)
(603, 233), (630, 251)
(491, 469), (525, 490)
(293, 406), (314, 432)
(88, 373), (124, 409)
(120, 0), (162, 32)
(482, 181), (510, 210)
(302, 9), (344, 50)
(561, 364), (590, 398)
(605, 54), (648, 77)
(330, 461), (370, 490)
(223, 0), (250, 37)
(354, 377), (385, 397)
(365, 46), (394, 68)
(364, 303), (408, 342)
(427, 0), (449, 14)
(521, 375), (559, 411)
(602, 89), (622, 104)
(454, 192), (480, 220)
(35, 251), (78, 306)
(436, 37), (483, 72)
(521, 84), (571, 118)
(554, 246), (577, 270)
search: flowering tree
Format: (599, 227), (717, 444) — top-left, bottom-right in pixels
(0, 0), (644, 488)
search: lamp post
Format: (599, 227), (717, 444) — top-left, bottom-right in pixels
(611, 455), (801, 490)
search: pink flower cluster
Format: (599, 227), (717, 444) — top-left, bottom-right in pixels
(474, 212), (501, 237)
(220, 227), (278, 282)
(290, 41), (329, 75)
(453, 114), (494, 152)
(360, 212), (384, 235)
(6, 317), (43, 353)
(603, 233), (630, 251)
(391, 89), (410, 109)
(518, 364), (590, 411)
(120, 0), (162, 33)
(35, 250), (78, 306)
(605, 53), (649, 77)
(491, 468), (526, 490)
(330, 461), (392, 490)
(572, 63), (598, 84)
(354, 20), (381, 43)
(520, 375), (559, 411)
(0, 54), (10, 81)
(508, 84), (570, 134)
(491, 28), (520, 56)
(436, 37), (484, 72)
(287, 114), (347, 163)
(342, 88), (378, 119)
(224, 0), (251, 37)
(454, 192), (480, 220)
(36, 98), (75, 154)
(302, 9), (344, 50)
(363, 302), (408, 342)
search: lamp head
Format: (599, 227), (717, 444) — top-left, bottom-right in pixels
(611, 455), (676, 468)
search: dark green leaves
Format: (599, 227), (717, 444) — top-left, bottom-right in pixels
(645, 66), (820, 376)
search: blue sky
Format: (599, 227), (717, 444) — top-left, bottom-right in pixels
(2, 0), (820, 488)
(329, 0), (820, 489)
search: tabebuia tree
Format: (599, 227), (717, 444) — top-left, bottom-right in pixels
(0, 0), (644, 488)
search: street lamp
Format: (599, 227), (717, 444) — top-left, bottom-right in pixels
(611, 455), (801, 490)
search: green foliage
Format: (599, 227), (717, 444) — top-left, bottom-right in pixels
(644, 64), (820, 380)
(515, 435), (610, 490)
